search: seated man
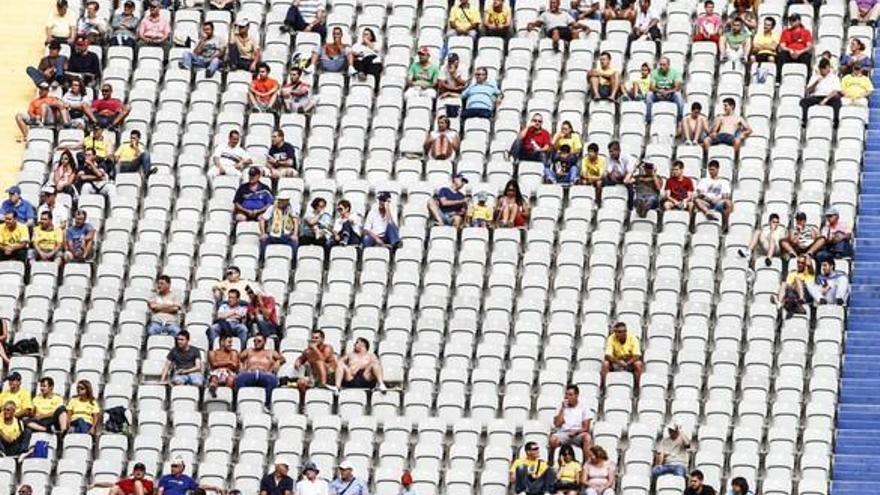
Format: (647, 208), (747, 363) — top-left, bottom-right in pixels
(160, 330), (204, 387)
(816, 207), (853, 261)
(266, 130), (298, 179)
(424, 115), (460, 160)
(92, 463), (154, 495)
(809, 259), (850, 305)
(693, 0), (722, 44)
(112, 130), (152, 176)
(77, 148), (116, 205)
(67, 36), (102, 85)
(774, 254), (815, 317)
(234, 168), (274, 222)
(15, 82), (64, 140)
(460, 67), (501, 121)
(447, 0), (481, 39)
(363, 192), (401, 248)
(841, 63), (874, 107)
(281, 67), (315, 114)
(544, 145), (579, 185)
(509, 441), (556, 495)
(260, 191), (298, 255)
(720, 17), (751, 67)
(213, 265), (252, 304)
(652, 423), (691, 479)
(46, 0), (76, 46)
(26, 40), (67, 87)
(208, 335), (240, 397)
(781, 211), (822, 258)
(579, 142), (606, 199)
(601, 321), (643, 388)
(483, 0), (512, 38)
(236, 333), (285, 406)
(740, 213), (787, 266)
(801, 58), (841, 122)
(91, 84), (129, 130)
(662, 160), (694, 211)
(295, 329), (337, 392)
(632, 161), (662, 217)
(645, 56), (684, 124)
(0, 401), (31, 458)
(588, 52), (621, 101)
(1, 185), (37, 227)
(249, 63), (280, 113)
(693, 160), (732, 226)
(548, 385), (593, 463)
(629, 0), (662, 45)
(245, 285), (279, 338)
(26, 377), (69, 434)
(282, 0), (327, 39)
(703, 98), (751, 156)
(778, 14), (813, 69)
(405, 47), (440, 100)
(528, 0), (576, 52)
(228, 18), (261, 72)
(146, 275), (182, 337)
(210, 130), (253, 182)
(137, 1), (172, 48)
(30, 211), (63, 266)
(334, 337), (388, 392)
(679, 102), (710, 145)
(602, 141), (637, 208)
(331, 200), (363, 247)
(0, 212), (30, 263)
(64, 209), (96, 263)
(109, 0), (139, 48)
(180, 22), (226, 78)
(509, 113), (552, 164)
(428, 174), (469, 227)
(0, 372), (34, 418)
(750, 17), (779, 65)
(209, 288), (249, 349)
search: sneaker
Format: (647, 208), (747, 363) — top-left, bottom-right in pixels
(208, 384), (217, 398)
(324, 384), (339, 394)
(376, 382), (388, 393)
(835, 298), (845, 305)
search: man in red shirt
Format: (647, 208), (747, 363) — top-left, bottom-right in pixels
(245, 285), (279, 339)
(778, 13), (812, 70)
(509, 112), (552, 165)
(662, 160), (694, 211)
(248, 62), (280, 113)
(91, 84), (129, 130)
(92, 462), (155, 494)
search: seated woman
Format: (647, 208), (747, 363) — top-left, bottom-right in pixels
(351, 28), (383, 83)
(52, 150), (79, 197)
(582, 446), (616, 495)
(424, 115), (460, 160)
(554, 445), (582, 495)
(300, 197), (333, 248)
(496, 179), (530, 228)
(552, 120), (583, 158)
(841, 38), (873, 74)
(0, 401), (30, 457)
(311, 27), (353, 73)
(67, 379), (101, 435)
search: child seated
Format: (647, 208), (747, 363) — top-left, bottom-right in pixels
(545, 145), (579, 185)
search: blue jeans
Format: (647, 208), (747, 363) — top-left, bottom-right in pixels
(181, 52), (223, 75)
(261, 235), (298, 258)
(208, 321), (249, 349)
(363, 223), (400, 247)
(253, 319), (280, 339)
(652, 464), (687, 479)
(119, 152), (152, 175)
(513, 466), (556, 495)
(236, 371), (279, 405)
(69, 419), (93, 434)
(27, 60), (65, 86)
(146, 320), (181, 337)
(509, 138), (550, 165)
(817, 239), (853, 263)
(172, 372), (204, 386)
(645, 91), (684, 123)
(543, 164), (579, 185)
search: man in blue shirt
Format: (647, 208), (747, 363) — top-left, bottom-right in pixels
(64, 209), (96, 263)
(1, 186), (36, 227)
(157, 458), (224, 495)
(234, 167), (274, 222)
(428, 174), (469, 228)
(329, 460), (370, 495)
(460, 67), (501, 121)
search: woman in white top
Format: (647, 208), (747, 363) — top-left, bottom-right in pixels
(581, 445), (616, 495)
(60, 78), (93, 129)
(741, 212), (787, 265)
(351, 28), (383, 83)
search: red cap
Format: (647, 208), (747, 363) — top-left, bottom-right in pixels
(417, 46), (429, 56)
(401, 471), (413, 486)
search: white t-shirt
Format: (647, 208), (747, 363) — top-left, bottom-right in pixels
(560, 400), (594, 431)
(606, 154), (637, 179)
(697, 176), (730, 202)
(634, 6), (659, 31)
(540, 10), (574, 30)
(212, 144), (250, 171)
(333, 213), (363, 237)
(37, 202), (70, 228)
(296, 478), (330, 495)
(810, 73), (842, 97)
(363, 205), (392, 237)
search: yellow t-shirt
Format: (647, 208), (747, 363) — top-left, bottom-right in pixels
(33, 394), (64, 418)
(471, 204), (494, 222)
(553, 133), (583, 155)
(841, 74), (874, 100)
(67, 397), (100, 424)
(605, 333), (641, 360)
(786, 270), (815, 286)
(115, 142), (144, 163)
(0, 418), (21, 444)
(510, 457), (550, 477)
(595, 66), (617, 87)
(581, 155), (606, 180)
(486, 5), (511, 27)
(33, 226), (63, 252)
(82, 136), (109, 159)
(449, 4), (481, 31)
(0, 224), (29, 248)
(753, 31), (780, 55)
(0, 389), (33, 416)
(557, 460), (582, 484)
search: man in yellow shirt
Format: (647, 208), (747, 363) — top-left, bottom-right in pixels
(448, 0), (482, 39)
(776, 254), (815, 317)
(31, 211), (63, 267)
(0, 373), (33, 418)
(112, 129), (154, 176)
(483, 0), (512, 38)
(589, 51), (621, 100)
(602, 321), (643, 388)
(509, 441), (556, 494)
(0, 213), (30, 263)
(750, 17), (780, 64)
(26, 377), (68, 434)
(841, 64), (874, 106)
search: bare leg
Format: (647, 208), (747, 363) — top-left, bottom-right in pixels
(427, 199), (444, 224)
(335, 361), (349, 389)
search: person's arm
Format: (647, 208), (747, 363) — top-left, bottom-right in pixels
(272, 351), (286, 372)
(160, 360), (172, 382)
(552, 402), (565, 428)
(181, 358), (202, 375)
(82, 227), (95, 257)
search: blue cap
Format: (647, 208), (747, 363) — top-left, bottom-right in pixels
(453, 173), (469, 184)
(6, 186), (21, 195)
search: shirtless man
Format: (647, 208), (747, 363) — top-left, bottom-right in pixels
(235, 333), (285, 406)
(334, 337), (388, 392)
(423, 115), (460, 160)
(679, 102), (710, 145)
(208, 335), (240, 398)
(294, 329), (338, 393)
(703, 98), (752, 156)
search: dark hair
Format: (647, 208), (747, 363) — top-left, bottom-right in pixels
(565, 384), (579, 395)
(769, 213), (779, 222)
(447, 53), (459, 63)
(337, 199), (351, 211)
(157, 275), (171, 284)
(690, 469), (704, 480)
(708, 159), (719, 168)
(723, 97), (736, 108)
(558, 445), (576, 460)
(613, 321), (627, 330)
(587, 143), (599, 153)
(40, 211), (51, 220)
(362, 28), (375, 40)
(731, 477), (749, 493)
(356, 337), (370, 350)
(313, 329), (326, 339)
(39, 377), (54, 388)
(818, 58), (831, 70)
(228, 289), (241, 298)
(75, 209), (87, 219)
(600, 50), (611, 58)
(178, 329), (190, 340)
(130, 130), (141, 139)
(559, 144), (571, 153)
(672, 160), (684, 169)
(204, 21), (214, 30)
(608, 140), (620, 151)
(229, 129), (240, 138)
(523, 441), (538, 451)
(503, 179), (525, 206)
(273, 128), (285, 138)
(290, 67), (303, 76)
(704, 0), (714, 5)
(765, 17), (776, 28)
(257, 62), (270, 73)
(311, 197), (327, 209)
(795, 212), (807, 221)
(691, 102), (702, 112)
(852, 38), (866, 51)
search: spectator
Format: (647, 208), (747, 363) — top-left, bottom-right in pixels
(548, 384), (593, 462)
(0, 212), (30, 263)
(64, 210), (96, 263)
(816, 207), (854, 261)
(579, 142), (605, 198)
(448, 0), (481, 40)
(113, 130), (153, 176)
(60, 78), (93, 130)
(693, 0), (722, 44)
(0, 401), (30, 458)
(26, 377), (69, 434)
(80, 125), (112, 165)
(295, 461), (329, 495)
(51, 152), (78, 197)
(603, 0), (636, 22)
(15, 82), (64, 141)
(157, 458), (224, 495)
(334, 337), (388, 392)
(602, 141), (637, 208)
(801, 58), (841, 122)
(424, 115), (460, 160)
(720, 17), (751, 67)
(210, 130), (253, 182)
(351, 28), (383, 83)
(330, 461), (369, 495)
(809, 258), (850, 305)
(405, 47), (440, 100)
(469, 192), (494, 228)
(236, 333), (285, 406)
(778, 14), (812, 70)
(91, 84), (130, 130)
(249, 64), (280, 114)
(582, 446), (616, 495)
(260, 462), (295, 495)
(161, 330), (204, 387)
(728, 477), (754, 495)
(1, 186), (36, 227)
(509, 113), (552, 164)
(438, 54), (467, 112)
(260, 191), (298, 256)
(624, 62), (652, 101)
(645, 56), (684, 123)
(841, 63), (874, 107)
(841, 38), (873, 74)
(629, 0), (662, 48)
(633, 161), (662, 217)
(137, 1), (171, 48)
(76, 148), (115, 203)
(483, 0), (513, 38)
(781, 211), (822, 257)
(703, 97), (752, 156)
(266, 129), (298, 179)
(234, 168), (274, 222)
(109, 0), (139, 48)
(740, 213), (787, 266)
(684, 470), (716, 495)
(510, 441), (556, 495)
(26, 40), (67, 87)
(147, 275), (182, 337)
(38, 185), (69, 229)
(245, 285), (279, 339)
(67, 36), (102, 85)
(46, 0), (76, 45)
(213, 266), (252, 304)
(208, 336), (239, 398)
(229, 18), (261, 72)
(67, 379), (100, 434)
(313, 27), (352, 74)
(0, 373), (32, 418)
(750, 17), (779, 65)
(461, 67), (501, 121)
(528, 0), (576, 53)
(92, 463), (153, 495)
(545, 145), (579, 185)
(602, 321), (643, 387)
(295, 329), (337, 392)
(180, 22), (226, 78)
(774, 254), (815, 316)
(694, 160), (732, 226)
(331, 199), (363, 247)
(496, 179), (530, 228)
(30, 211), (63, 267)
(850, 0), (880, 25)
(730, 0), (757, 31)
(363, 192), (401, 248)
(679, 102), (709, 145)
(572, 0), (601, 22)
(588, 51), (621, 101)
(428, 174), (469, 227)
(300, 198), (333, 247)
(0, 321), (8, 370)
(552, 120), (583, 157)
(281, 67), (316, 114)
(554, 445), (582, 495)
(283, 0), (327, 39)
(78, 0), (109, 44)
(652, 423), (691, 479)
(209, 289), (249, 349)
(662, 161), (694, 211)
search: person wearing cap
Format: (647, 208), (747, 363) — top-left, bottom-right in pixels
(157, 458), (224, 495)
(509, 113), (552, 165)
(147, 275), (182, 337)
(64, 209), (96, 263)
(30, 210), (64, 267)
(428, 174), (469, 228)
(405, 47), (440, 100)
(260, 191), (299, 256)
(210, 129), (253, 182)
(0, 212), (31, 263)
(510, 441), (556, 495)
(334, 337), (388, 392)
(180, 22), (227, 78)
(249, 63), (281, 112)
(0, 401), (30, 458)
(237, 332), (285, 404)
(161, 329), (204, 387)
(652, 423), (691, 479)
(245, 285), (279, 338)
(109, 0), (140, 48)
(0, 373), (33, 419)
(282, 67), (316, 114)
(77, 0), (109, 44)
(448, 0), (482, 40)
(234, 168), (275, 223)
(841, 63), (874, 107)
(282, 0), (328, 39)
(295, 461), (329, 495)
(809, 258), (850, 306)
(229, 17), (261, 72)
(1, 186), (36, 227)
(113, 130), (154, 176)
(778, 14), (813, 70)
(14, 82), (64, 141)
(91, 462), (155, 494)
(260, 461), (295, 495)
(208, 335), (240, 396)
(800, 57), (841, 122)
(26, 40), (67, 87)
(329, 460), (368, 495)
(266, 129), (299, 178)
(92, 83), (130, 130)
(362, 192), (400, 248)
(67, 36), (102, 85)
(693, 160), (732, 227)
(26, 377), (68, 434)
(632, 160), (662, 218)
(424, 115), (460, 160)
(602, 321), (643, 388)
(45, 0), (76, 46)
(781, 211), (822, 257)
(209, 289), (250, 350)
(461, 66), (502, 121)
(816, 207), (854, 261)
(138, 1), (171, 48)
(213, 265), (253, 304)
(469, 191), (494, 228)
(527, 0), (576, 53)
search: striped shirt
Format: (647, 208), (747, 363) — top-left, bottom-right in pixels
(298, 0), (326, 23)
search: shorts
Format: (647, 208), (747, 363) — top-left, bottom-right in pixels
(553, 430), (589, 446)
(712, 133), (737, 145)
(547, 26), (573, 41)
(610, 361), (637, 372)
(342, 370), (377, 389)
(26, 406), (66, 432)
(708, 200), (726, 212)
(439, 210), (464, 225)
(597, 85), (612, 98)
(210, 368), (236, 383)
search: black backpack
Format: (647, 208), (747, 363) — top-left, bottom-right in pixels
(10, 338), (39, 355)
(104, 406), (130, 434)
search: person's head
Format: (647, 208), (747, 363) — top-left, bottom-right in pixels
(227, 289), (241, 306)
(76, 379), (94, 401)
(437, 114), (450, 131)
(795, 211), (807, 227)
(3, 212), (15, 230)
(667, 422), (681, 438)
(640, 0), (651, 11)
(818, 57), (831, 76)
(854, 63), (865, 76)
(354, 337), (370, 353)
(587, 142), (599, 159)
(170, 458), (185, 475)
(312, 329), (326, 344)
(768, 213), (779, 227)
(493, 0), (504, 9)
(825, 207), (839, 223)
(640, 62), (651, 78)
(658, 56), (670, 72)
(257, 62), (270, 79)
(731, 17), (743, 32)
(558, 445), (576, 463)
(707, 159), (719, 178)
(228, 129), (241, 147)
(730, 477), (749, 495)
(123, 0), (135, 13)
(2, 401), (15, 420)
(132, 463), (147, 480)
(253, 332), (266, 350)
(722, 97), (736, 113)
(271, 129), (285, 146)
(6, 185), (21, 205)
(690, 102), (703, 116)
(301, 461), (318, 480)
(221, 335), (234, 350)
(129, 130), (141, 144)
(558, 144), (572, 159)
(84, 147), (97, 163)
(16, 484), (32, 495)
(504, 179), (523, 201)
(599, 51), (611, 67)
(289, 66), (302, 83)
(37, 81), (50, 96)
(564, 384), (579, 405)
(248, 167), (261, 183)
(226, 265), (241, 282)
(851, 37), (866, 53)
(763, 16), (776, 32)
(5, 372), (20, 393)
(549, 0), (560, 11)
(530, 112), (544, 130)
(58, 150), (75, 170)
(337, 199), (352, 216)
(452, 173), (469, 191)
(149, 0), (161, 16)
(821, 258), (834, 275)
(236, 18), (249, 34)
(688, 470), (705, 491)
(448, 53), (459, 68)
(362, 28), (375, 43)
(156, 274), (171, 293)
(311, 197), (327, 212)
(74, 209), (87, 227)
(796, 255), (809, 272)
(560, 120), (573, 137)
(39, 376), (54, 396)
(101, 84), (113, 99)
(74, 36), (89, 53)
(613, 321), (627, 341)
(332, 26), (343, 41)
(48, 41), (61, 56)
(589, 445), (609, 462)
(704, 0), (714, 14)
(475, 66), (488, 83)
(671, 160), (684, 178)
(608, 140), (621, 160)
(175, 330), (191, 349)
(642, 162), (656, 175)
(523, 441), (540, 460)
(377, 191), (390, 212)
(56, 0), (68, 14)
(338, 461), (355, 481)
(69, 78), (83, 95)
(86, 1), (99, 15)
(788, 13), (801, 28)
(202, 21), (215, 38)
